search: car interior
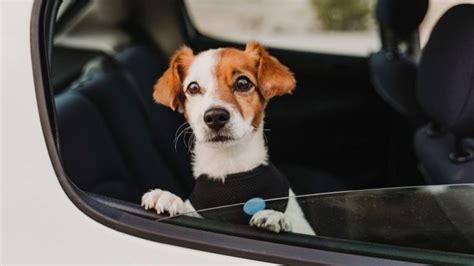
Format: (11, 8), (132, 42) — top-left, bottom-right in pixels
(49, 0), (474, 256)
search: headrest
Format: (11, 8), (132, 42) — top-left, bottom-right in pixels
(376, 0), (429, 39)
(369, 51), (423, 120)
(417, 4), (474, 137)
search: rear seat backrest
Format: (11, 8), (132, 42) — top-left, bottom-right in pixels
(56, 46), (194, 202)
(56, 92), (141, 202)
(74, 70), (187, 195)
(415, 4), (474, 184)
(114, 46), (195, 193)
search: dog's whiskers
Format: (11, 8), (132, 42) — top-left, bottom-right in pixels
(183, 130), (195, 150)
(182, 129), (193, 147)
(262, 127), (270, 144)
(187, 134), (195, 153)
(263, 131), (269, 145)
(174, 126), (190, 145)
(174, 124), (192, 151)
(174, 122), (189, 141)
(175, 122), (189, 134)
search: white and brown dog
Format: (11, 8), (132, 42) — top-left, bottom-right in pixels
(141, 42), (314, 235)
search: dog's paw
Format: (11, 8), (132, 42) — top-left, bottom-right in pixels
(141, 189), (184, 216)
(249, 210), (292, 233)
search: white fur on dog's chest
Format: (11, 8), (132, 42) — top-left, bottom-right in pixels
(192, 126), (268, 181)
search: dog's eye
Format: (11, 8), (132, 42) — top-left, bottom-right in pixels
(186, 82), (201, 95)
(234, 76), (253, 92)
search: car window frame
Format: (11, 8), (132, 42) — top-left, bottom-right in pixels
(30, 0), (473, 264)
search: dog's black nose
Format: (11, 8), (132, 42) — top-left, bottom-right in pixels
(204, 108), (230, 130)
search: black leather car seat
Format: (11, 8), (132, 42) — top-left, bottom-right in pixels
(56, 46), (193, 202)
(414, 4), (474, 184)
(56, 91), (142, 202)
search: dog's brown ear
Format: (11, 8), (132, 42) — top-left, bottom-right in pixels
(153, 46), (194, 111)
(245, 42), (296, 100)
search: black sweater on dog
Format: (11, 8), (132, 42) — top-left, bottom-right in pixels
(188, 163), (290, 224)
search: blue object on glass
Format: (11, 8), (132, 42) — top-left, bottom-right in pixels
(243, 197), (266, 216)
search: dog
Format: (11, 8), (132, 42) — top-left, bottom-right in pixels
(141, 42), (314, 235)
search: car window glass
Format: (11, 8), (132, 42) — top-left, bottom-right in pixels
(160, 185), (474, 258)
(185, 0), (379, 56)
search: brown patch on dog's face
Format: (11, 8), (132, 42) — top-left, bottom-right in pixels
(216, 48), (265, 129)
(214, 43), (295, 129)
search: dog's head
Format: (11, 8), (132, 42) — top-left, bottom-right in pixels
(153, 42), (295, 145)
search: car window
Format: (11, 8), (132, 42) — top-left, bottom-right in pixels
(185, 0), (379, 56)
(160, 184), (474, 262)
(419, 0), (474, 47)
(38, 0), (474, 264)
